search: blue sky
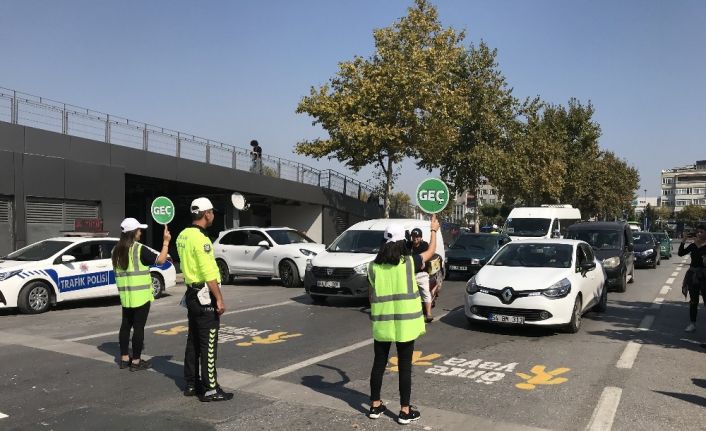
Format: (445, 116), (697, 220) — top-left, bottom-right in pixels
(1, 0), (705, 199)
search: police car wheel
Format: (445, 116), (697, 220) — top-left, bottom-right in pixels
(151, 273), (164, 298)
(18, 281), (51, 314)
(279, 260), (301, 288)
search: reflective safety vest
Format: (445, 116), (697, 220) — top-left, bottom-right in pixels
(115, 243), (154, 308)
(367, 257), (426, 342)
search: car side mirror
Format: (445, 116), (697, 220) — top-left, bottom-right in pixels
(257, 240), (270, 249)
(61, 255), (76, 263)
(551, 229), (561, 239)
(581, 261), (596, 272)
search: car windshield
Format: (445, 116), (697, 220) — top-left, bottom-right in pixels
(566, 230), (621, 250)
(3, 240), (71, 261)
(449, 235), (498, 251)
(266, 229), (314, 245)
(505, 218), (551, 237)
(488, 243), (573, 268)
(328, 230), (384, 253)
(633, 234), (654, 245)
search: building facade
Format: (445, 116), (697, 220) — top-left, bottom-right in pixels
(660, 160), (706, 212)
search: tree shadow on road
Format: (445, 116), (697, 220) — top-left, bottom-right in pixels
(655, 390), (706, 407)
(97, 341), (185, 393)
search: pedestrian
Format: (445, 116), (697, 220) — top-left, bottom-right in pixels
(409, 228), (433, 323)
(680, 224), (706, 332)
(176, 197), (233, 402)
(367, 214), (440, 425)
(112, 217), (171, 371)
(250, 139), (262, 174)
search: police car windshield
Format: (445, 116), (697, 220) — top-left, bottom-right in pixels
(505, 218), (551, 237)
(488, 243), (573, 268)
(267, 229), (314, 245)
(4, 240), (72, 261)
(328, 230), (384, 253)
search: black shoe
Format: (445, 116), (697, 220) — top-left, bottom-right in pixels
(129, 359), (152, 372)
(183, 386), (198, 397)
(424, 316), (434, 323)
(368, 402), (386, 419)
(397, 408), (421, 425)
(119, 358), (131, 369)
(199, 387), (234, 402)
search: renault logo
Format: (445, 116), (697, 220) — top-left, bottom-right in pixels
(326, 268), (334, 276)
(501, 287), (514, 304)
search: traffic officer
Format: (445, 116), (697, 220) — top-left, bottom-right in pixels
(176, 197), (233, 402)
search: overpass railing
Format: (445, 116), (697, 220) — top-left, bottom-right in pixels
(0, 87), (377, 203)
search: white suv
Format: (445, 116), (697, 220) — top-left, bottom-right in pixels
(214, 227), (325, 288)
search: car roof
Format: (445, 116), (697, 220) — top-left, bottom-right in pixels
(569, 221), (628, 230)
(457, 232), (505, 237)
(504, 239), (582, 246)
(42, 237), (119, 243)
(347, 218), (430, 231)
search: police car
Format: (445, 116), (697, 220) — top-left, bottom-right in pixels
(0, 236), (176, 314)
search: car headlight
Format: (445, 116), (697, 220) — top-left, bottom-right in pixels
(299, 249), (317, 257)
(305, 259), (313, 272)
(353, 263), (368, 275)
(642, 249), (653, 256)
(542, 278), (571, 298)
(0, 270), (22, 281)
(602, 257), (620, 269)
(466, 276), (480, 295)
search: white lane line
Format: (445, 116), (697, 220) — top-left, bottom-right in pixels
(639, 315), (655, 331)
(586, 387), (623, 431)
(659, 286), (670, 295)
(671, 272), (679, 277)
(665, 278), (675, 285)
(651, 297), (664, 310)
(261, 309), (452, 379)
(0, 412), (7, 419)
(66, 300), (296, 342)
(616, 341), (642, 369)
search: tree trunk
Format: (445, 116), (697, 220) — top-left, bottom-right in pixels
(383, 158), (393, 218)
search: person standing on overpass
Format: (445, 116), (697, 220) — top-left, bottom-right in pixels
(176, 197), (233, 402)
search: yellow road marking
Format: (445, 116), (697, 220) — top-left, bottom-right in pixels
(388, 351), (442, 372)
(515, 365), (570, 390)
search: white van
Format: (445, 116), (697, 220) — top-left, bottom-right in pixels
(504, 205), (581, 241)
(304, 218), (445, 303)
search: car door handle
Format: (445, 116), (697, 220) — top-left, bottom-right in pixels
(244, 250), (250, 254)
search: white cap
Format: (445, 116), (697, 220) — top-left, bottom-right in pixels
(121, 217), (148, 233)
(492, 224), (498, 229)
(190, 197), (214, 214)
(384, 223), (406, 244)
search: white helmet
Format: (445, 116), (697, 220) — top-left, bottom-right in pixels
(492, 224), (498, 229)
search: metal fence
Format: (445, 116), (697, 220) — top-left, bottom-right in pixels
(0, 87), (377, 202)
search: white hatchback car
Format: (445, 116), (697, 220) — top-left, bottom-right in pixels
(214, 227), (325, 288)
(0, 236), (176, 314)
(464, 239), (607, 333)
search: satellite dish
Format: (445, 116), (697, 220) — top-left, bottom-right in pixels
(231, 192), (247, 210)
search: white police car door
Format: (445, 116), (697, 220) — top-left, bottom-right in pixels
(53, 241), (113, 300)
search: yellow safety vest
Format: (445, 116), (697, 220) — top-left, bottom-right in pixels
(115, 243), (154, 308)
(367, 256), (426, 342)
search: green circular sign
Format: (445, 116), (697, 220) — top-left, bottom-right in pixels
(416, 178), (450, 214)
(150, 196), (175, 225)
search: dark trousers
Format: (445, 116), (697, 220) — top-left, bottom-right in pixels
(119, 302), (151, 358)
(184, 290), (220, 392)
(689, 283), (706, 322)
(370, 339), (415, 406)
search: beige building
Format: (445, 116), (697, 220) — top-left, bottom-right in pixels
(451, 180), (501, 225)
(660, 160), (706, 212)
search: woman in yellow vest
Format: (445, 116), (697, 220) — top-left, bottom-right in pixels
(367, 215), (440, 425)
(112, 217), (171, 371)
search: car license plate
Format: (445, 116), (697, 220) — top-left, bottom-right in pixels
(316, 280), (340, 288)
(449, 265), (467, 271)
(489, 314), (525, 324)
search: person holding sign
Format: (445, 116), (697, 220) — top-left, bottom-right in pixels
(176, 197), (233, 402)
(112, 217), (171, 371)
(366, 214), (440, 425)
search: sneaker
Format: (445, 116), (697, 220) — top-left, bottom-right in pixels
(129, 359), (152, 372)
(686, 323), (697, 332)
(397, 408), (421, 425)
(199, 387), (234, 402)
(368, 402), (386, 419)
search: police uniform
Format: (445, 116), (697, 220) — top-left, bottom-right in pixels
(176, 222), (223, 398)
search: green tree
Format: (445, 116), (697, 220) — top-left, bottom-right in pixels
(295, 0), (468, 217)
(676, 204), (706, 226)
(389, 191), (413, 218)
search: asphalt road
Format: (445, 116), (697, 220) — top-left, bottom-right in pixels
(1, 254), (706, 430)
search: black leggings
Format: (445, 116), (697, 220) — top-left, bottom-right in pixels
(370, 340), (414, 406)
(119, 302), (151, 358)
(689, 284), (706, 323)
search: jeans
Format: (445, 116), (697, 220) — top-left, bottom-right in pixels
(119, 301), (151, 358)
(370, 339), (415, 406)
